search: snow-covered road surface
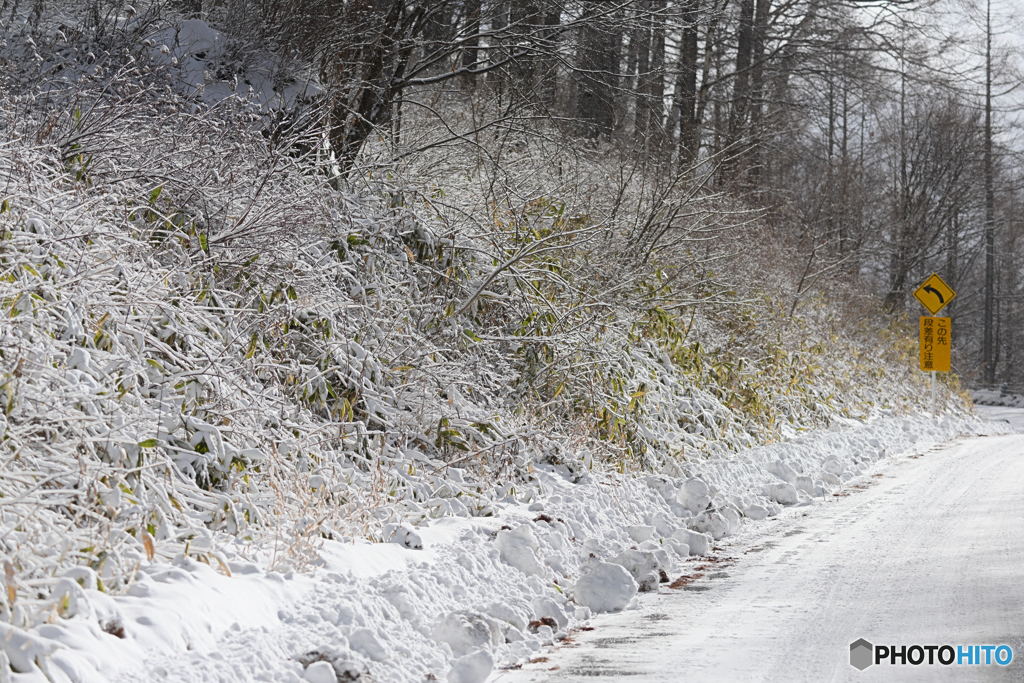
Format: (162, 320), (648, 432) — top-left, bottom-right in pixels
(974, 403), (1024, 431)
(493, 424), (1024, 682)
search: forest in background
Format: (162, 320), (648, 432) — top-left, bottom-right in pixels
(6, 0), (1017, 381)
(194, 0), (1017, 386)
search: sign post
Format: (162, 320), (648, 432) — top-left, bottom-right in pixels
(913, 274), (955, 417)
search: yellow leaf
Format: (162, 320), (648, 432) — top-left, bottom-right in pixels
(142, 531), (155, 561)
(244, 334), (258, 359)
(211, 552), (232, 577)
(4, 561), (15, 605)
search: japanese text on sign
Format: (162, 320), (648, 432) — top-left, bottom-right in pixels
(920, 316), (951, 372)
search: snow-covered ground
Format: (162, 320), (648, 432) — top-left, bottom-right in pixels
(493, 411), (1024, 682)
(973, 403), (1024, 431)
(971, 389), (1024, 409)
(6, 411), (1007, 683)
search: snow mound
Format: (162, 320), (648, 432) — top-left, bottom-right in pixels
(493, 525), (545, 576)
(794, 475), (815, 494)
(431, 611), (500, 657)
(690, 510), (731, 539)
(0, 623), (60, 676)
(386, 525), (424, 550)
(447, 649), (493, 683)
(609, 550), (663, 592)
(764, 482), (799, 505)
(532, 596), (569, 630)
(297, 649), (367, 682)
(768, 459), (799, 483)
(672, 528), (713, 555)
(349, 628), (389, 662)
(675, 477), (713, 514)
(304, 661), (338, 683)
(972, 390), (1024, 409)
(822, 458), (845, 475)
(625, 525), (655, 543)
(573, 561), (638, 612)
(745, 503), (769, 520)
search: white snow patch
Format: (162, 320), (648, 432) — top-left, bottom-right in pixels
(303, 661), (337, 683)
(672, 528), (713, 556)
(573, 562), (638, 613)
(675, 477), (712, 514)
(447, 649), (493, 683)
(493, 525), (546, 577)
(609, 550), (663, 592)
(764, 482), (799, 506)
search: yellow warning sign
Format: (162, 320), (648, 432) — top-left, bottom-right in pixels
(913, 273), (956, 315)
(920, 317), (951, 372)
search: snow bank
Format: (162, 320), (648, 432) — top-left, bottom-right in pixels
(0, 412), (1002, 682)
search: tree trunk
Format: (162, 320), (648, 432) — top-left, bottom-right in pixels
(674, 0), (700, 165)
(720, 0), (755, 181)
(511, 1), (541, 88)
(461, 0), (483, 86)
(983, 0), (996, 384)
(634, 2), (652, 146)
(326, 0), (424, 170)
(537, 3), (563, 108)
(746, 0), (770, 185)
(575, 3), (620, 138)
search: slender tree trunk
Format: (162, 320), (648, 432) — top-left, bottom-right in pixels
(694, 0), (725, 153)
(461, 0), (483, 86)
(575, 3), (620, 138)
(488, 0), (510, 89)
(884, 54), (909, 312)
(946, 212), (959, 324)
(634, 2), (652, 146)
(327, 1), (424, 170)
(538, 3), (563, 108)
(675, 0), (700, 165)
(721, 0), (755, 181)
(746, 0), (770, 186)
(641, 1), (666, 154)
(983, 0), (996, 384)
(511, 1), (541, 88)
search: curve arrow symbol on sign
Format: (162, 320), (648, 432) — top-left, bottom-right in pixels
(923, 285), (944, 304)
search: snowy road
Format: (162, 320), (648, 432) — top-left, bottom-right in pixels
(493, 416), (1024, 682)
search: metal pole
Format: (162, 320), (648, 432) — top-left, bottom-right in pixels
(931, 370), (936, 417)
